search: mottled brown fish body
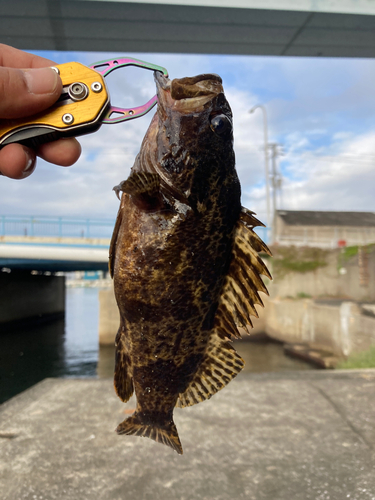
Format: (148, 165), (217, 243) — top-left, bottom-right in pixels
(110, 72), (271, 454)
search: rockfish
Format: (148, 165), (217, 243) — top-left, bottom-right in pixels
(109, 71), (271, 455)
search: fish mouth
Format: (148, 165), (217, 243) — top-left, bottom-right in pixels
(149, 72), (225, 203)
(154, 71), (223, 111)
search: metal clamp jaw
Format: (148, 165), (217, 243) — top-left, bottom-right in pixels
(0, 57), (168, 150)
(90, 57), (168, 124)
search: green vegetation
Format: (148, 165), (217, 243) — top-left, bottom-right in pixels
(271, 246), (328, 279)
(336, 345), (375, 369)
(338, 243), (375, 271)
(296, 292), (312, 299)
(342, 245), (359, 260)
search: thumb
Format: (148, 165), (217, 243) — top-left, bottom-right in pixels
(0, 66), (62, 119)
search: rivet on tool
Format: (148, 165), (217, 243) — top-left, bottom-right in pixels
(68, 82), (88, 101)
(91, 82), (102, 93)
(62, 113), (74, 125)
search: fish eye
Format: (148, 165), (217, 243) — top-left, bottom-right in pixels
(210, 114), (232, 136)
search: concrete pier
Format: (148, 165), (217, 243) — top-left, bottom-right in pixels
(1, 370), (375, 500)
(98, 287), (120, 345)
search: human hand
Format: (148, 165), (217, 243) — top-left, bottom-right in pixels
(0, 44), (81, 179)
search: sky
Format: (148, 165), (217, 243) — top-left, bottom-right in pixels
(1, 50), (375, 229)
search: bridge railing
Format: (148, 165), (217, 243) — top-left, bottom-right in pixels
(1, 215), (271, 244)
(0, 215), (115, 239)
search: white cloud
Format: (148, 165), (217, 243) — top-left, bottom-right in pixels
(2, 51), (375, 230)
(245, 129), (375, 218)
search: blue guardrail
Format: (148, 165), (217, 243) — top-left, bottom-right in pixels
(0, 215), (115, 239)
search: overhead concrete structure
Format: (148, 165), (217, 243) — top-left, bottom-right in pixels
(2, 0), (375, 57)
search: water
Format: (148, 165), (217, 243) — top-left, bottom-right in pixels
(0, 288), (313, 404)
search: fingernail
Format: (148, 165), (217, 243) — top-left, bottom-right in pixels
(21, 149), (36, 178)
(24, 67), (59, 95)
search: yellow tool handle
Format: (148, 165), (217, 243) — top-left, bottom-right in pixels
(0, 62), (109, 149)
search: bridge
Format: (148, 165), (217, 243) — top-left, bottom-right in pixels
(0, 215), (115, 328)
(0, 215), (113, 272)
(0, 214), (270, 273)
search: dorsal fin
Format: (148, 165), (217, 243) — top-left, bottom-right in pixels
(215, 207), (272, 340)
(176, 330), (244, 408)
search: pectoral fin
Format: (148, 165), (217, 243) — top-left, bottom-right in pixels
(108, 197), (124, 278)
(113, 171), (161, 210)
(114, 324), (134, 403)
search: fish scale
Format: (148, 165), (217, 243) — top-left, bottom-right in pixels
(109, 71), (271, 455)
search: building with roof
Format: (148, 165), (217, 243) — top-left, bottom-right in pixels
(275, 210), (375, 248)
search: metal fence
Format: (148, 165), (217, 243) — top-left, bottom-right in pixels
(0, 215), (115, 239)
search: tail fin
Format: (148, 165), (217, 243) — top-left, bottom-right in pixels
(116, 412), (183, 455)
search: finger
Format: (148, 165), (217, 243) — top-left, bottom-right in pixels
(0, 143), (36, 179)
(0, 43), (55, 69)
(0, 66), (62, 119)
(38, 138), (82, 166)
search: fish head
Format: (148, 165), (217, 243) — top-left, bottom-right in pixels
(140, 71), (238, 207)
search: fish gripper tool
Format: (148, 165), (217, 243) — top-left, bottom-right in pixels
(0, 57), (168, 150)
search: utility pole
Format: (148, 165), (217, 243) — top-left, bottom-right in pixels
(249, 105), (271, 229)
(269, 143), (283, 245)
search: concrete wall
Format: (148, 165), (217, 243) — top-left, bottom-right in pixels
(270, 247), (375, 302)
(0, 272), (65, 327)
(275, 215), (375, 248)
(265, 298), (375, 357)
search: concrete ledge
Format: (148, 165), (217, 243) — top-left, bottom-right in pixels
(1, 371), (375, 499)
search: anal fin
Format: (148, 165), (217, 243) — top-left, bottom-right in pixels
(116, 412), (183, 455)
(176, 331), (244, 408)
